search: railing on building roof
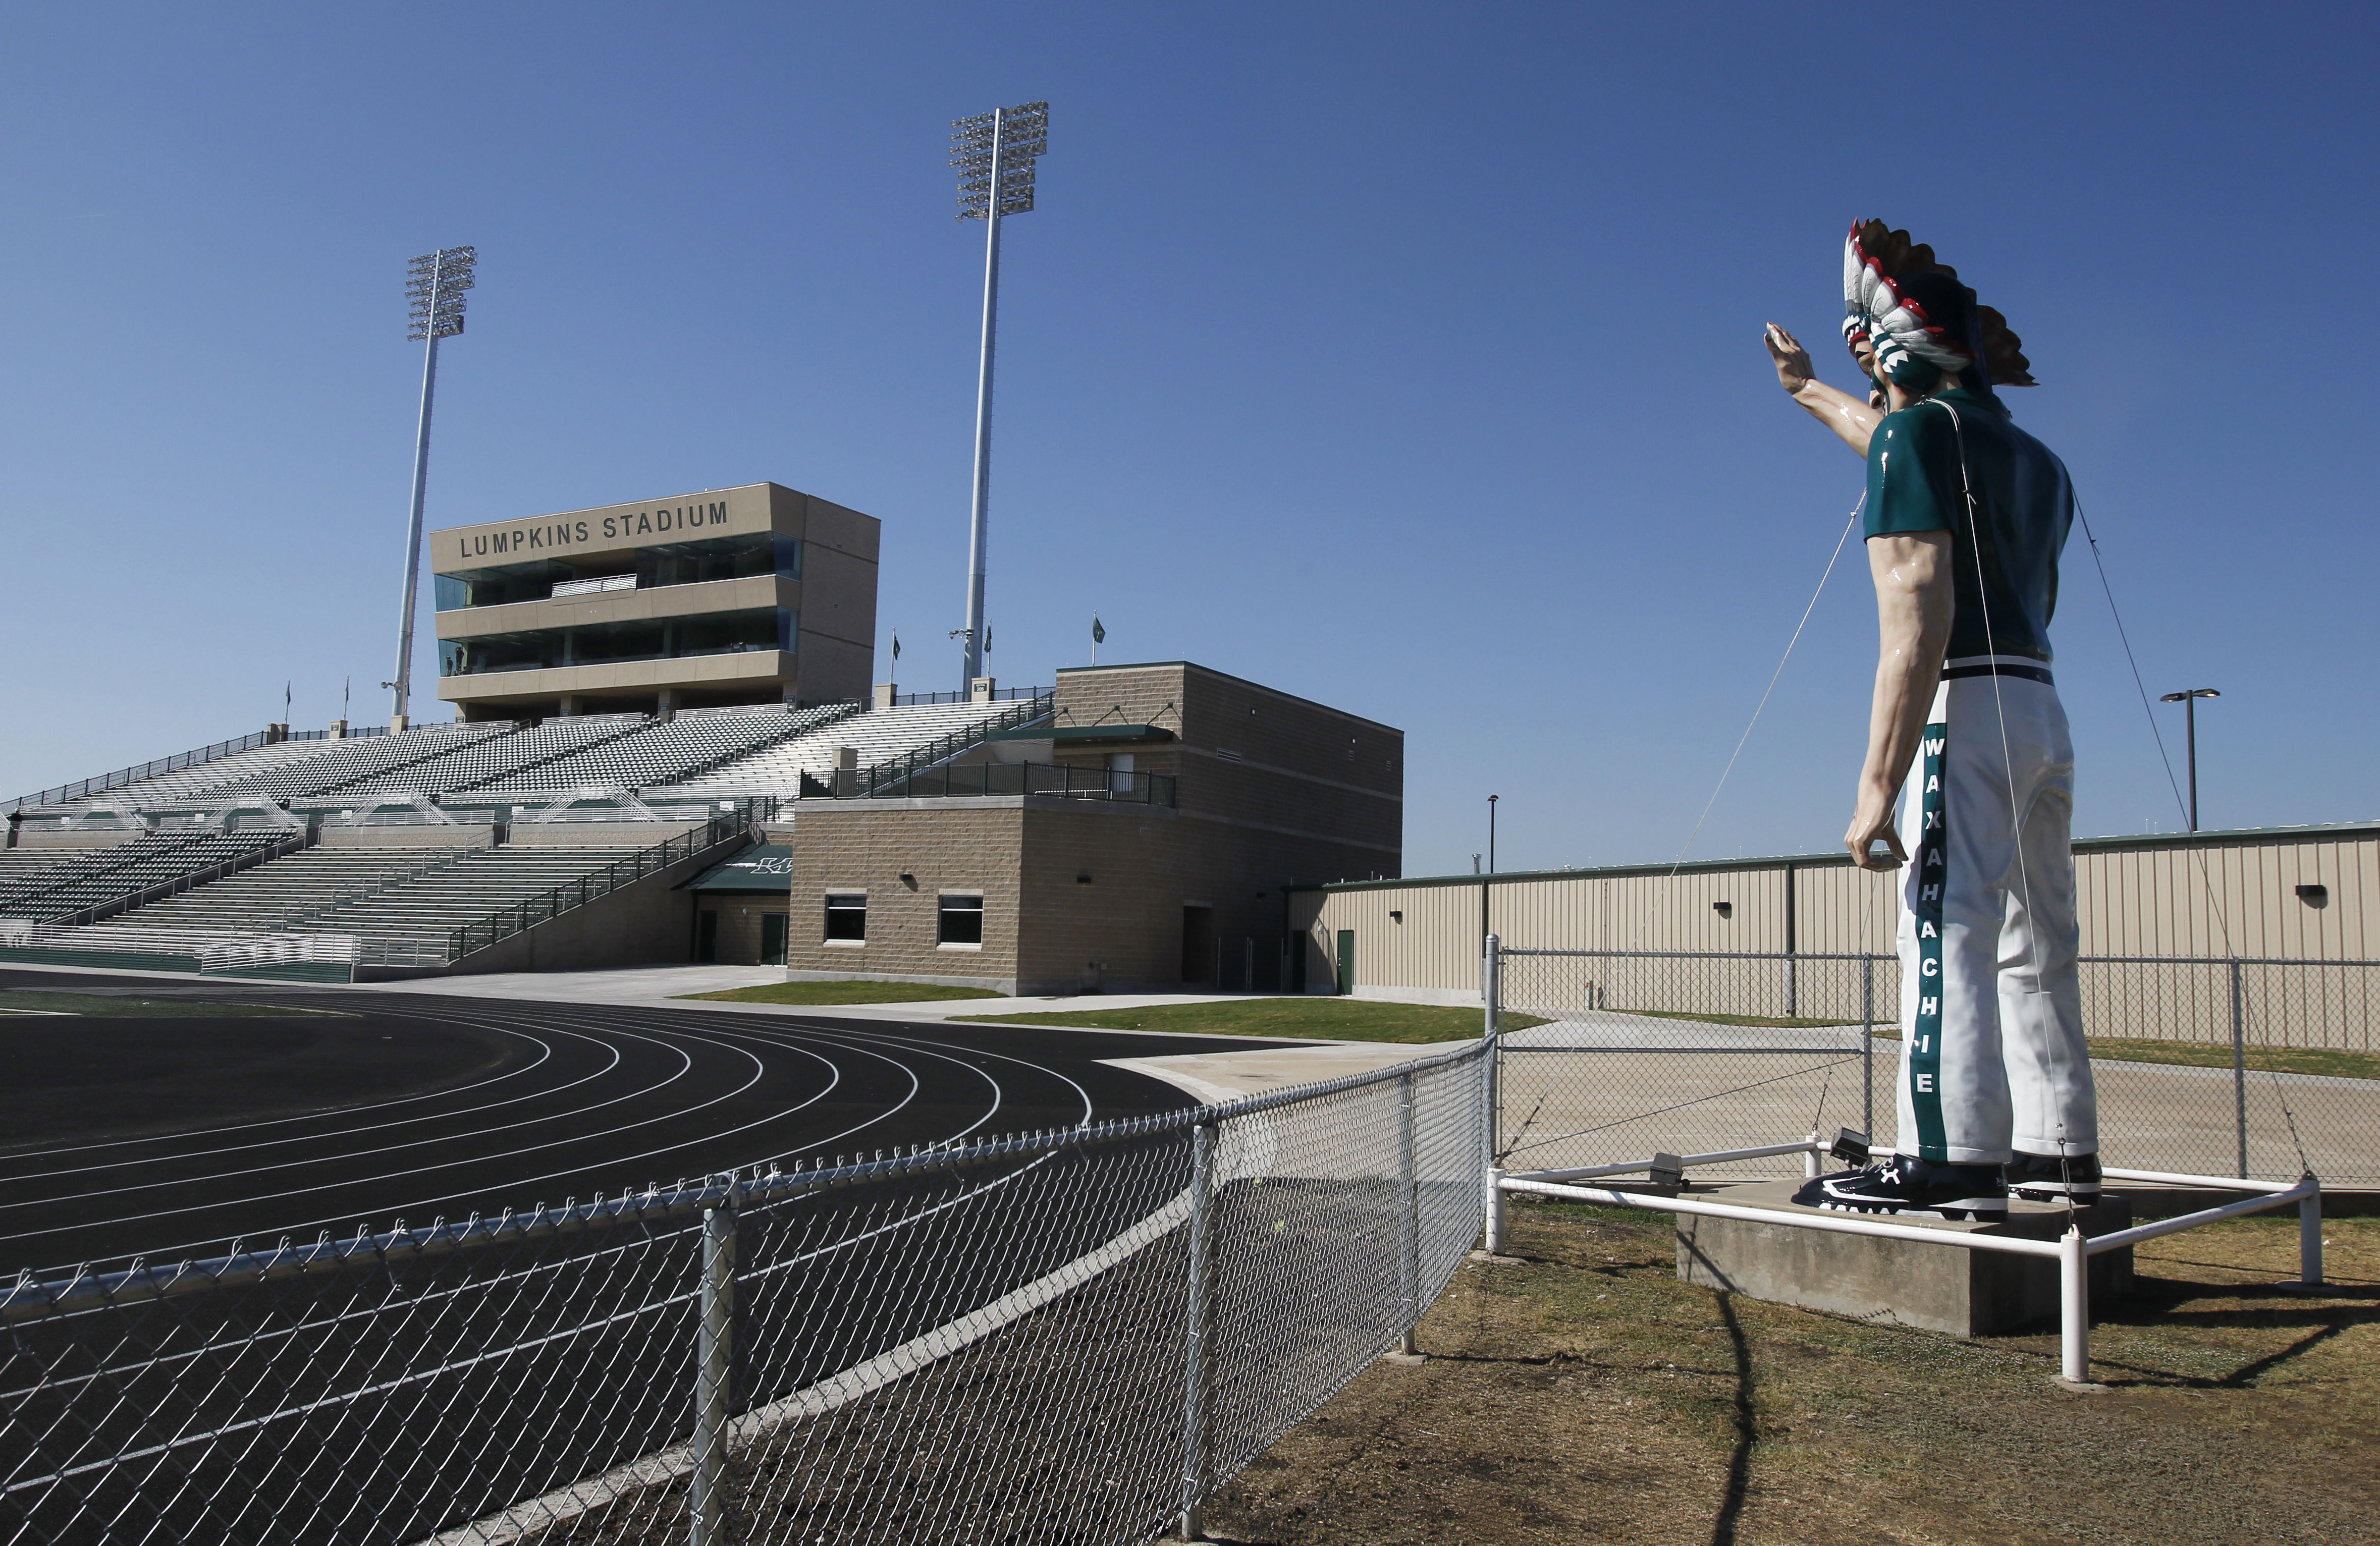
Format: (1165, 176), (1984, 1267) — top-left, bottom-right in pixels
(892, 685), (1050, 706)
(807, 761), (1174, 806)
(846, 692), (1056, 796)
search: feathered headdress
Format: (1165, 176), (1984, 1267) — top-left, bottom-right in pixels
(1842, 220), (2034, 391)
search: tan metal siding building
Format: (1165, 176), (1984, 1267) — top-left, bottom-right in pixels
(1291, 821), (2379, 1008)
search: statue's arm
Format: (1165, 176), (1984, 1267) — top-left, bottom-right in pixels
(1765, 323), (1883, 456)
(1846, 531), (1956, 871)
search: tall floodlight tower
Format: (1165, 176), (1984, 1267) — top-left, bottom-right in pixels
(388, 245), (477, 728)
(950, 102), (1048, 689)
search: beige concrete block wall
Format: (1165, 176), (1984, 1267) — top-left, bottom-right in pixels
(694, 895), (790, 965)
(784, 804), (1029, 991)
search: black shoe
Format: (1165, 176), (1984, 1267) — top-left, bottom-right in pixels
(1792, 1154), (2008, 1222)
(2007, 1151), (2102, 1203)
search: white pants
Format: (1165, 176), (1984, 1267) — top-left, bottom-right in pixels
(1892, 660), (2097, 1165)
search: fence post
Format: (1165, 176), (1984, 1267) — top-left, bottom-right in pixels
(2299, 1180), (2325, 1288)
(1179, 1119), (1216, 1543)
(1481, 935), (1506, 1256)
(1860, 956), (1875, 1140)
(2058, 1224), (2090, 1385)
(691, 1193), (738, 1546)
(1397, 1070), (1421, 1357)
(2231, 958), (2248, 1179)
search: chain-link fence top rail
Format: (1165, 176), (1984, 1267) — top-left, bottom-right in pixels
(4, 1041), (1488, 1546)
(1493, 947), (2378, 1185)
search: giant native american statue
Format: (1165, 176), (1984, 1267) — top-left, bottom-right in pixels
(1764, 222), (2097, 1221)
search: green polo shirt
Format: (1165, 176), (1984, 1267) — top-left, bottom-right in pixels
(1864, 388), (2074, 664)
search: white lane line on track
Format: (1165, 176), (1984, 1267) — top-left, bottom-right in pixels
(0, 1017), (621, 1180)
(4, 1015), (1140, 1429)
(0, 1015), (718, 1216)
(5, 1004), (940, 1263)
(0, 1027), (564, 1164)
(5, 1000), (1113, 1274)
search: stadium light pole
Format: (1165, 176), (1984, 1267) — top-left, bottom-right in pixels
(2159, 688), (2220, 832)
(950, 101), (1049, 690)
(389, 245), (477, 729)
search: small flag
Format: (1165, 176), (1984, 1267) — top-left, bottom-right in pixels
(892, 633), (901, 661)
(984, 624), (992, 653)
(1091, 615), (1105, 645)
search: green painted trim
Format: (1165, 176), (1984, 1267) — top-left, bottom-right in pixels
(988, 724), (1176, 745)
(1286, 818), (2380, 896)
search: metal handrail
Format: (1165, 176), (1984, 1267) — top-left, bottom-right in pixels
(51, 830), (315, 927)
(2, 730), (277, 814)
(1504, 946), (2380, 968)
(855, 692), (1056, 796)
(892, 686), (1049, 706)
(813, 761), (1176, 806)
(440, 804), (762, 964)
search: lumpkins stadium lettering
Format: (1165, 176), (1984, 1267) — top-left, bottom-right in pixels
(451, 501), (731, 561)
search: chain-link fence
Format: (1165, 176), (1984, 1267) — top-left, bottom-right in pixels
(3, 1041), (1488, 1546)
(1493, 947), (2380, 1186)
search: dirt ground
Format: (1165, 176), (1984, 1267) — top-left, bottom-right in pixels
(1202, 1201), (2380, 1545)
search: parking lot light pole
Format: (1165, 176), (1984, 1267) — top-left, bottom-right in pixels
(390, 246), (476, 729)
(2158, 688), (2220, 832)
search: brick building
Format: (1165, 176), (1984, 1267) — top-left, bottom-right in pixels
(779, 662), (1402, 995)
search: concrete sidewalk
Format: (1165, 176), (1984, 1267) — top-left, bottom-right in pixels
(353, 964), (1306, 1022)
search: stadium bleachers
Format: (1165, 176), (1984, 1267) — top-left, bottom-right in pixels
(37, 739), (351, 815)
(461, 703), (861, 800)
(291, 846), (686, 956)
(114, 844), (486, 934)
(193, 723), (510, 805)
(664, 700), (1034, 797)
(0, 831), (294, 921)
(320, 716), (652, 803)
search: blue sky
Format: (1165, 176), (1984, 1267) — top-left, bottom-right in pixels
(3, 5), (2373, 877)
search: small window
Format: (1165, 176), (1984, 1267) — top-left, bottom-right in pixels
(938, 894), (985, 945)
(825, 893), (867, 942)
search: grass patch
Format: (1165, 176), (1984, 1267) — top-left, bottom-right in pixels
(1617, 1007), (1869, 1029)
(950, 997), (1547, 1043)
(676, 980), (1006, 1006)
(1208, 1204), (2380, 1545)
(1868, 1024), (2380, 1081)
(0, 989), (328, 1018)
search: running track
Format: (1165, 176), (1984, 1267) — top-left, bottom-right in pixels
(0, 969), (1272, 1275)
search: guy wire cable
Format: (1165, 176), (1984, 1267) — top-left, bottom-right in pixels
(2071, 492), (2311, 1176)
(1622, 493), (1867, 979)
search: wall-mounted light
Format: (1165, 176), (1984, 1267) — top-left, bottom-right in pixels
(1076, 873), (1093, 885)
(899, 873), (918, 890)
(1712, 901), (1734, 919)
(2296, 883), (2329, 908)
(1389, 910), (1404, 923)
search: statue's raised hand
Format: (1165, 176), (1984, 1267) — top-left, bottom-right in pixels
(1764, 323), (1815, 394)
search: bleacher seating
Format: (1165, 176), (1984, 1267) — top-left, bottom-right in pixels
(0, 831), (292, 921)
(322, 716), (652, 803)
(664, 701), (1034, 797)
(293, 846), (683, 957)
(114, 844), (486, 933)
(38, 740), (351, 815)
(195, 723), (509, 805)
(463, 704), (857, 800)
